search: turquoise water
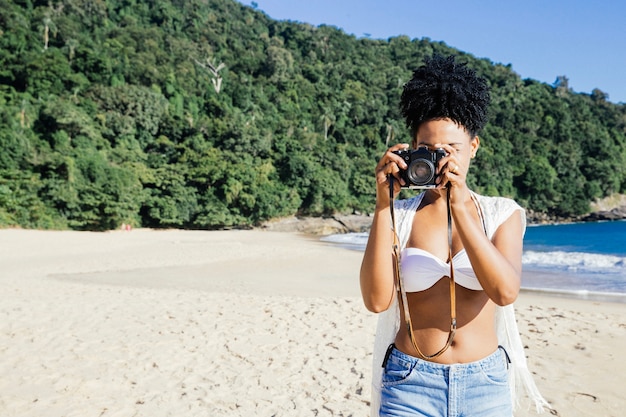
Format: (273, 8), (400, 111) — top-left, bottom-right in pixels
(521, 220), (626, 300)
(322, 220), (626, 302)
(525, 220), (626, 257)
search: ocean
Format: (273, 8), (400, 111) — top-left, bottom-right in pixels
(321, 220), (626, 303)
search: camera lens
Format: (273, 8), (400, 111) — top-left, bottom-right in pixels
(407, 159), (435, 186)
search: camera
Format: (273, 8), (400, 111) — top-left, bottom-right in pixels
(393, 146), (446, 188)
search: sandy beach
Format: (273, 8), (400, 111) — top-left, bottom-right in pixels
(0, 228), (624, 417)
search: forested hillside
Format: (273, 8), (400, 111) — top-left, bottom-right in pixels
(1, 0), (625, 230)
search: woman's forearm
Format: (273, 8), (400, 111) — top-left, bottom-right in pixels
(453, 207), (522, 305)
(360, 206), (397, 312)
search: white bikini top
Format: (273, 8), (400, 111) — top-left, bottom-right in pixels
(399, 192), (486, 292)
(400, 247), (483, 292)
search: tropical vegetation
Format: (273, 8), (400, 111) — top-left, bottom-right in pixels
(1, 0), (625, 230)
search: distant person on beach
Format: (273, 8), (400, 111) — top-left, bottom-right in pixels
(360, 55), (549, 416)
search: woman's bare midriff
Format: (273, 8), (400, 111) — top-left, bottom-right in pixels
(393, 279), (499, 364)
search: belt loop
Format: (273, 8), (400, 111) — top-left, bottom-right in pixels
(498, 345), (511, 369)
(382, 344), (395, 368)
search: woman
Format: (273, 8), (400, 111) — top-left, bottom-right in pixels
(360, 55), (549, 416)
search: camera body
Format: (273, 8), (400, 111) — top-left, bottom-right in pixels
(393, 146), (446, 189)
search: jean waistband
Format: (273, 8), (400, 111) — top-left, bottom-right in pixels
(385, 344), (508, 374)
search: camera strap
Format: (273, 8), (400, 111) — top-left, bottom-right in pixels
(389, 178), (457, 360)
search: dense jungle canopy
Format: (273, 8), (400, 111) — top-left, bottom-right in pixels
(1, 0), (625, 230)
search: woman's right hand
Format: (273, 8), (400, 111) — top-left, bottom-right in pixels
(374, 143), (410, 207)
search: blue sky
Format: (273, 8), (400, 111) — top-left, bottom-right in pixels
(237, 0), (626, 104)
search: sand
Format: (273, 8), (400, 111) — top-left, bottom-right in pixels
(0, 228), (624, 417)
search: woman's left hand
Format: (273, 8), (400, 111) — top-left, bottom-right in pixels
(434, 143), (471, 205)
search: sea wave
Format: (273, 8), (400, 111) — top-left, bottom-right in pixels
(322, 233), (626, 272)
(320, 232), (369, 250)
(321, 233), (626, 275)
(522, 250), (626, 272)
(521, 286), (626, 303)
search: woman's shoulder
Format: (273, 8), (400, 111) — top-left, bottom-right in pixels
(472, 193), (524, 213)
(472, 192), (526, 235)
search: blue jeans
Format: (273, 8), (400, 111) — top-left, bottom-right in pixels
(380, 345), (512, 417)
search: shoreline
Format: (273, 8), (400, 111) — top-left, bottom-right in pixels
(258, 199), (626, 236)
(0, 228), (624, 416)
(520, 285), (626, 304)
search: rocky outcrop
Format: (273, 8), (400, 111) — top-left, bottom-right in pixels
(259, 194), (626, 235)
(521, 194), (626, 224)
(520, 206), (626, 224)
(584, 194), (626, 221)
(580, 206), (626, 222)
(260, 206), (626, 235)
(259, 214), (373, 235)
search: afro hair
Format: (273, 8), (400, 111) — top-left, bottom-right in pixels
(400, 55), (490, 139)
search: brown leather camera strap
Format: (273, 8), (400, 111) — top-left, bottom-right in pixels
(389, 178), (456, 360)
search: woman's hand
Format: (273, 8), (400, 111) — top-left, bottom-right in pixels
(374, 143), (410, 207)
(434, 143), (471, 206)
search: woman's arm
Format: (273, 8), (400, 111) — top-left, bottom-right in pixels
(360, 143), (408, 313)
(360, 205), (396, 312)
(454, 206), (523, 306)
